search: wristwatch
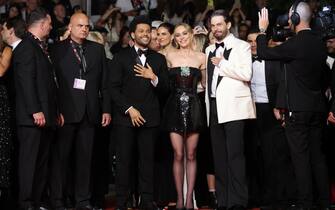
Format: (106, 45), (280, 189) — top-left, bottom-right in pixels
(259, 28), (267, 33)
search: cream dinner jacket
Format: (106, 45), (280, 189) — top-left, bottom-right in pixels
(205, 33), (256, 125)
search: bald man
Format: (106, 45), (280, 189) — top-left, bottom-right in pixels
(257, 2), (330, 210)
(50, 13), (111, 210)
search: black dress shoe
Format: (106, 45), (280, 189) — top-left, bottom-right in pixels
(139, 201), (158, 210)
(287, 205), (312, 210)
(217, 207), (227, 210)
(228, 205), (246, 210)
(76, 205), (93, 210)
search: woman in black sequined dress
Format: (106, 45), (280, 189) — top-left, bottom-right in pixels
(0, 44), (13, 201)
(163, 23), (206, 210)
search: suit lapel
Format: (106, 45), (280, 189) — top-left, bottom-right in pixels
(144, 49), (155, 66)
(130, 46), (142, 65)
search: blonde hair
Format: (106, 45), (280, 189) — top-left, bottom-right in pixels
(86, 31), (104, 45)
(173, 23), (193, 49)
(193, 33), (208, 52)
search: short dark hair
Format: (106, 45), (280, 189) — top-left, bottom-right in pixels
(210, 9), (231, 23)
(27, 7), (49, 27)
(5, 17), (26, 39)
(158, 22), (174, 35)
(129, 15), (151, 33)
(248, 28), (260, 35)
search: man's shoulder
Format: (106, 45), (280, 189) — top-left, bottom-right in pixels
(13, 38), (35, 57)
(205, 44), (215, 54)
(148, 49), (166, 61)
(230, 36), (249, 48)
(115, 46), (133, 55)
(85, 39), (104, 50)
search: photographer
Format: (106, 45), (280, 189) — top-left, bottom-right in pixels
(257, 2), (330, 210)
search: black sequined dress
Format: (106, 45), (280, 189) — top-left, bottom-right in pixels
(162, 67), (205, 134)
(0, 77), (12, 188)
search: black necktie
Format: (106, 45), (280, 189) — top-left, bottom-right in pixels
(215, 42), (224, 49)
(77, 45), (87, 73)
(252, 56), (262, 63)
(137, 49), (147, 57)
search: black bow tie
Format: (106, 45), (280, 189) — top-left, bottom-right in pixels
(252, 56), (262, 63)
(215, 42), (225, 49)
(137, 49), (148, 57)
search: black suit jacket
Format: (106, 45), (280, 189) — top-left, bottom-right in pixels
(263, 60), (283, 108)
(51, 39), (111, 124)
(257, 30), (328, 112)
(329, 61), (335, 113)
(110, 46), (168, 127)
(12, 35), (57, 126)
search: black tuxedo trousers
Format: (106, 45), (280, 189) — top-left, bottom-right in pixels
(18, 126), (54, 208)
(50, 114), (95, 208)
(114, 125), (158, 209)
(209, 98), (248, 208)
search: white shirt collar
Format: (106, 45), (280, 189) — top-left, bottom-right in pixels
(211, 33), (234, 52)
(134, 45), (148, 53)
(11, 39), (22, 50)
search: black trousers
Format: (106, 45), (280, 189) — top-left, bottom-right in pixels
(114, 125), (157, 208)
(50, 115), (95, 208)
(209, 98), (248, 208)
(17, 126), (53, 208)
(284, 111), (330, 208)
(246, 103), (296, 207)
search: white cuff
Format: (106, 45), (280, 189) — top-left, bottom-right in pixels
(151, 76), (158, 87)
(125, 106), (133, 114)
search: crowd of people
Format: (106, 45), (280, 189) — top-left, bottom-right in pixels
(0, 0), (334, 210)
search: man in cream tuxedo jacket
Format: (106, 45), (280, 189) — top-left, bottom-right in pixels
(205, 10), (256, 210)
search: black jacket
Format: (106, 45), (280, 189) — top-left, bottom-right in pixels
(263, 60), (283, 108)
(13, 35), (57, 126)
(51, 39), (111, 124)
(110, 46), (168, 127)
(257, 30), (328, 112)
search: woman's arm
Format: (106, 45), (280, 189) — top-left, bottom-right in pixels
(0, 46), (12, 77)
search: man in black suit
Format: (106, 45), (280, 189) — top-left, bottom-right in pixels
(258, 2), (330, 210)
(327, 37), (335, 122)
(110, 16), (168, 210)
(246, 31), (296, 209)
(11, 8), (57, 210)
(50, 13), (111, 210)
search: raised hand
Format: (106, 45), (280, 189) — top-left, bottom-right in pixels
(258, 7), (269, 32)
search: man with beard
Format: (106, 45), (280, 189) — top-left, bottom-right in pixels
(205, 10), (255, 210)
(110, 15), (168, 210)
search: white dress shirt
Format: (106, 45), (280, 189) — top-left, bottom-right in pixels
(210, 44), (225, 98)
(11, 39), (22, 51)
(251, 60), (269, 103)
(125, 46), (159, 114)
